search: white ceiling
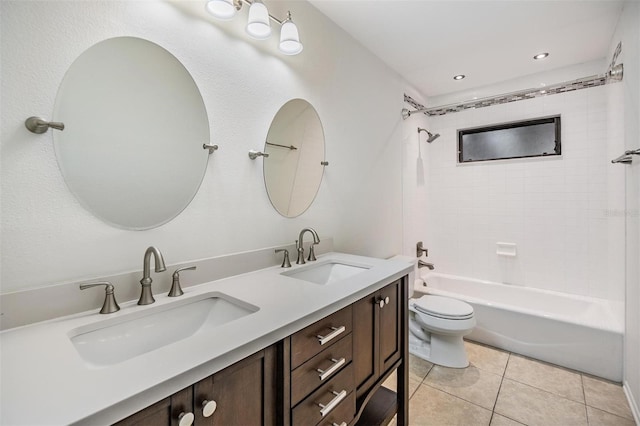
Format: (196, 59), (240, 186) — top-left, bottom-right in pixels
(308, 0), (624, 98)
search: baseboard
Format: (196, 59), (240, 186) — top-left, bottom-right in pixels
(623, 380), (640, 425)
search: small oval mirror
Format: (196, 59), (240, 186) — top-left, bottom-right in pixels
(53, 37), (210, 230)
(263, 99), (325, 217)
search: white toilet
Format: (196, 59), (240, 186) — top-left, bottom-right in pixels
(408, 294), (476, 368)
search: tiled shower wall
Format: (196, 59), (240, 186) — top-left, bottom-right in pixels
(404, 84), (625, 301)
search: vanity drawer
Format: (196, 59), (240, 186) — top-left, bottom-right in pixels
(316, 390), (355, 426)
(292, 363), (354, 426)
(291, 305), (352, 368)
(291, 334), (352, 406)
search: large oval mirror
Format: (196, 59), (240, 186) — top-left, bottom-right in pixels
(53, 37), (210, 230)
(263, 99), (325, 217)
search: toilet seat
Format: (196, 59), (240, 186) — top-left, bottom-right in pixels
(412, 295), (474, 320)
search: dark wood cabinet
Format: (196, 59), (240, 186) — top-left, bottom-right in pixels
(353, 280), (402, 399)
(115, 346), (276, 426)
(352, 279), (408, 426)
(115, 275), (409, 426)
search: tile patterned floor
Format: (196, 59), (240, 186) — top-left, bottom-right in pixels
(384, 340), (636, 426)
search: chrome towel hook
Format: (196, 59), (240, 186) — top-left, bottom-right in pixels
(25, 116), (65, 134)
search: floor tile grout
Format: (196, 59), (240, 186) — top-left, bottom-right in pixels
(405, 343), (633, 426)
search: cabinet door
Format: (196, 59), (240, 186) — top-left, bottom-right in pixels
(114, 387), (192, 426)
(379, 280), (401, 373)
(194, 346), (276, 425)
(352, 290), (378, 399)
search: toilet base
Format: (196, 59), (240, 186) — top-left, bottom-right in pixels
(409, 323), (470, 369)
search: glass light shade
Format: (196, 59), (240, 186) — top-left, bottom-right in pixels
(206, 0), (237, 20)
(279, 20), (303, 55)
(246, 1), (271, 40)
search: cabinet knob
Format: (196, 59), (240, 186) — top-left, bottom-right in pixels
(384, 296), (390, 305)
(202, 399), (217, 417)
(377, 298), (385, 308)
(177, 411), (194, 426)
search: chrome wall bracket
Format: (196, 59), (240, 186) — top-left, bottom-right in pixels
(25, 116), (65, 134)
(248, 149), (269, 160)
(203, 143), (219, 154)
(611, 148), (640, 165)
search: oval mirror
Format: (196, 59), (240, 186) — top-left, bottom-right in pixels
(263, 99), (325, 217)
(53, 37), (210, 230)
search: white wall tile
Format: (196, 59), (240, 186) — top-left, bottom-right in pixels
(404, 85), (625, 301)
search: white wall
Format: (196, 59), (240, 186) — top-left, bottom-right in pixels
(403, 83), (626, 301)
(610, 1), (640, 420)
(0, 0), (405, 293)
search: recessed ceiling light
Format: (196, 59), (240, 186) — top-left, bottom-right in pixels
(533, 52), (549, 60)
(453, 74), (465, 80)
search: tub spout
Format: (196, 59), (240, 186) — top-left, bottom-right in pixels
(418, 260), (435, 270)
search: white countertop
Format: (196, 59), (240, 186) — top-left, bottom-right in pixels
(0, 252), (412, 425)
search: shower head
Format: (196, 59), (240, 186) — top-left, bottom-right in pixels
(417, 127), (440, 143)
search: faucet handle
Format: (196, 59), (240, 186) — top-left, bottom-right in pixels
(80, 281), (120, 314)
(307, 244), (317, 262)
(275, 249), (292, 268)
(169, 266), (196, 297)
(416, 241), (429, 258)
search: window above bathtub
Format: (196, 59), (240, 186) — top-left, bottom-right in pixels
(457, 115), (561, 163)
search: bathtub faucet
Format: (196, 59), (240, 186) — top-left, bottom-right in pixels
(418, 260), (435, 270)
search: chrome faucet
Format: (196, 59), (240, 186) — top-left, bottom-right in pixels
(138, 246), (166, 305)
(296, 228), (320, 265)
(418, 260), (435, 270)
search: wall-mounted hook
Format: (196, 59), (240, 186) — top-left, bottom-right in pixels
(203, 143), (219, 154)
(25, 116), (65, 134)
(249, 150), (269, 160)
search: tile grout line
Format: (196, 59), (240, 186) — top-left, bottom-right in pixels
(581, 374), (590, 424)
(489, 352), (512, 424)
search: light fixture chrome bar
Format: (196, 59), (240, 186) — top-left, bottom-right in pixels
(266, 141), (297, 150)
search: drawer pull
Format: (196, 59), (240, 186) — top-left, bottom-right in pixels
(332, 423), (347, 426)
(318, 390), (347, 417)
(317, 326), (346, 345)
(317, 357), (346, 381)
(177, 411), (194, 426)
(201, 399), (217, 417)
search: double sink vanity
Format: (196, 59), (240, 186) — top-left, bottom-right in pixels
(1, 251), (412, 425)
(5, 35), (412, 426)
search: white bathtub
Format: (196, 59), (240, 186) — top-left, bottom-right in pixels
(413, 272), (624, 381)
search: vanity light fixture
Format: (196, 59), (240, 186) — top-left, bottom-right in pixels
(279, 12), (303, 55)
(205, 0), (303, 55)
(533, 52), (549, 60)
(453, 74), (465, 80)
(246, 0), (271, 40)
(206, 0), (239, 20)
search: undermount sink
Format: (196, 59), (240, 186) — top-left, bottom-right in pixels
(282, 260), (370, 285)
(69, 293), (258, 367)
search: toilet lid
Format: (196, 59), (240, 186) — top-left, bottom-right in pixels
(412, 295), (474, 320)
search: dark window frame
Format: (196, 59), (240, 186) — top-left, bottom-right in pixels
(457, 115), (561, 163)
